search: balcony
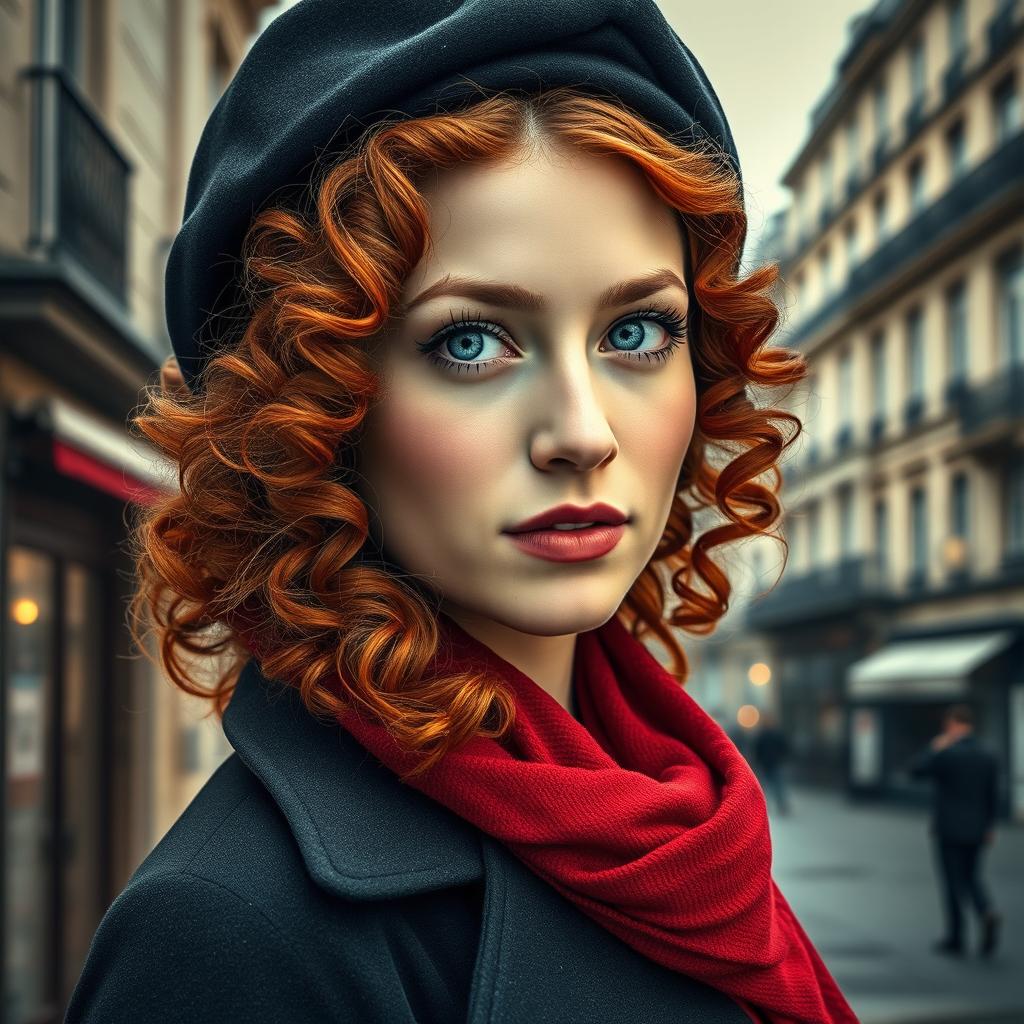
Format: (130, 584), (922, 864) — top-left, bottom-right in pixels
(22, 65), (130, 302)
(905, 567), (928, 596)
(944, 376), (969, 407)
(0, 65), (157, 419)
(998, 549), (1024, 587)
(953, 364), (1024, 441)
(818, 201), (834, 232)
(745, 555), (895, 631)
(903, 394), (925, 429)
(785, 129), (1024, 351)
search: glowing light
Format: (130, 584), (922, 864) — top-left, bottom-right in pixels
(943, 535), (967, 568)
(737, 704), (760, 729)
(11, 599), (40, 625)
(748, 662), (771, 686)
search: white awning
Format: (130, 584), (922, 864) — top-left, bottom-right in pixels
(846, 630), (1016, 699)
(47, 395), (175, 491)
(14, 394), (176, 505)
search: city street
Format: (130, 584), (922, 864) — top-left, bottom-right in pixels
(769, 786), (1024, 1024)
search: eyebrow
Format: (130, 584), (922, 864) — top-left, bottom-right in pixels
(399, 267), (688, 317)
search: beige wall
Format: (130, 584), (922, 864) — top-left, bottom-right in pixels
(788, 0), (1020, 312)
(0, 0), (34, 256)
(0, 0), (265, 344)
(775, 0), (1023, 597)
(687, 1), (1024, 738)
(1, 0), (271, 864)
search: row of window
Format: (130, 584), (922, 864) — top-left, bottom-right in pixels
(795, 70), (1019, 306)
(791, 458), (1024, 578)
(803, 245), (1023, 444)
(794, 0), (1019, 248)
(815, 9), (931, 206)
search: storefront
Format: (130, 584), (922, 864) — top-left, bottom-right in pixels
(1, 391), (171, 1023)
(845, 624), (1024, 821)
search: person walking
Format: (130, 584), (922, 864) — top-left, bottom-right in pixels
(907, 703), (1002, 958)
(753, 712), (792, 816)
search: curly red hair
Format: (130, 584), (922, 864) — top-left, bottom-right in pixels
(128, 86), (805, 780)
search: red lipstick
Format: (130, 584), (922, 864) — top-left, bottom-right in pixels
(502, 502), (629, 563)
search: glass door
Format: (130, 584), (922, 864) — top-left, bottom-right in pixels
(4, 546), (105, 1024)
(60, 562), (103, 1001)
(4, 546), (57, 1024)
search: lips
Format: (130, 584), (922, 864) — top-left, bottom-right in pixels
(503, 501), (629, 535)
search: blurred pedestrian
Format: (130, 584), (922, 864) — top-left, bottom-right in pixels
(753, 711), (792, 816)
(907, 703), (1002, 958)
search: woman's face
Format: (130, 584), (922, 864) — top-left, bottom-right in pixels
(353, 142), (696, 639)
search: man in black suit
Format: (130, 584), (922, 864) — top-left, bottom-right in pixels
(908, 703), (1002, 958)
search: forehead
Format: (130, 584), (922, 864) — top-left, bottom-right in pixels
(403, 145), (687, 300)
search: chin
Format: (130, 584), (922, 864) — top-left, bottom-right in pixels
(466, 585), (631, 637)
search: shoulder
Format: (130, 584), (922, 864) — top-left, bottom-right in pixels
(66, 756), (357, 1023)
(64, 862), (337, 1023)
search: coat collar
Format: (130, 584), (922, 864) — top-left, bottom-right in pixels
(222, 657), (484, 901)
(223, 659), (750, 1024)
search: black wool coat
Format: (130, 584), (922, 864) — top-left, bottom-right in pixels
(907, 734), (1001, 844)
(65, 658), (751, 1023)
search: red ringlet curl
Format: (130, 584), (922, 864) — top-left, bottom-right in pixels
(128, 86), (806, 781)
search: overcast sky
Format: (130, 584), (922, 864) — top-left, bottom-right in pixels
(259, 0), (874, 259)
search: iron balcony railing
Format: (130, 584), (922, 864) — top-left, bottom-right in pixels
(22, 65), (131, 304)
(745, 555), (894, 631)
(953, 364), (1024, 437)
(785, 129), (1024, 351)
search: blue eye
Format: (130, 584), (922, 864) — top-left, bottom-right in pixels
(417, 305), (688, 376)
(421, 322), (511, 373)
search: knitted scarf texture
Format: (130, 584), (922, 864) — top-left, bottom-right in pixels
(240, 610), (858, 1024)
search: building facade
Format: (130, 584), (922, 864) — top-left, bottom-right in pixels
(0, 2), (272, 1021)
(719, 0), (1023, 816)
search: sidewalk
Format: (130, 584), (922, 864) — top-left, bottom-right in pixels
(767, 785), (1023, 1024)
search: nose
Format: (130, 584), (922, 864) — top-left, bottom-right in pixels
(528, 349), (618, 473)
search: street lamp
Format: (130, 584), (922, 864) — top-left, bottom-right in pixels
(748, 662), (771, 687)
(737, 704), (760, 729)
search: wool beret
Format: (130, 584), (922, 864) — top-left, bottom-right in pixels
(166, 0), (742, 395)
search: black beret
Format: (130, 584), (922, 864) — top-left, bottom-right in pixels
(166, 0), (742, 395)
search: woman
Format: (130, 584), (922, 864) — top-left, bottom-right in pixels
(66, 2), (857, 1022)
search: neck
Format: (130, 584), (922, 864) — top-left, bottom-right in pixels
(440, 602), (578, 713)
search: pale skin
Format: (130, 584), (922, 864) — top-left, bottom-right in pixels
(353, 140), (696, 712)
(162, 140), (698, 714)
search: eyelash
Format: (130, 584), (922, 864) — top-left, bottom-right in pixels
(416, 304), (689, 376)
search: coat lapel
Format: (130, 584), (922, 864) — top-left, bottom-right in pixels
(222, 657), (485, 898)
(223, 657), (746, 1024)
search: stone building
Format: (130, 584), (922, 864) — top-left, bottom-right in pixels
(708, 0), (1023, 814)
(0, 2), (272, 1021)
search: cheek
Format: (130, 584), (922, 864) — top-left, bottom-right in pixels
(362, 390), (502, 512)
(622, 371), (697, 479)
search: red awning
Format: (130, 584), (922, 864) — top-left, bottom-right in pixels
(52, 438), (167, 507)
(32, 395), (176, 508)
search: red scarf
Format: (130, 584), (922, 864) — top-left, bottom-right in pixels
(238, 611), (857, 1024)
